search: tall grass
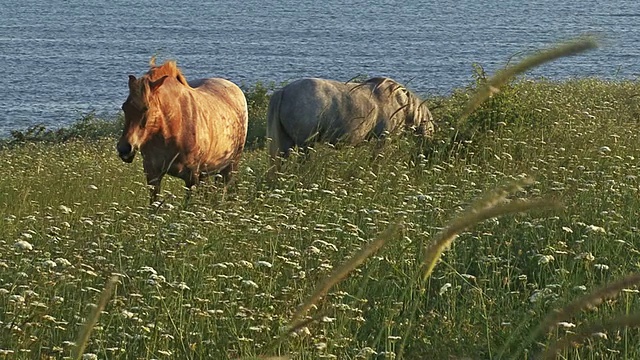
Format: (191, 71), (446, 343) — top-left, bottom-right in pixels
(2, 39), (640, 359)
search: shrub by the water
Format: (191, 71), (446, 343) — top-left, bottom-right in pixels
(6, 112), (125, 145)
(3, 84), (276, 149)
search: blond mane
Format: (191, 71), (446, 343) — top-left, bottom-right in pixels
(145, 58), (190, 87)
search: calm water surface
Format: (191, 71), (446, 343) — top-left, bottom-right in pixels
(1, 0), (638, 136)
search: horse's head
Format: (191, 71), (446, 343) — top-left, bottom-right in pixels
(405, 91), (435, 137)
(116, 74), (168, 162)
(370, 78), (435, 137)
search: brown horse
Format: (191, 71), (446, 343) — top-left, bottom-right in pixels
(116, 59), (248, 204)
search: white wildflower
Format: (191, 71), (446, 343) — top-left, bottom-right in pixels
(175, 282), (191, 291)
(42, 260), (57, 268)
(557, 321), (576, 328)
(24, 290), (39, 298)
(378, 351), (396, 359)
(14, 240), (33, 251)
(59, 205), (73, 214)
(138, 266), (157, 275)
(575, 252), (595, 261)
(256, 261), (273, 268)
(55, 257), (72, 267)
(561, 226), (573, 233)
(592, 332), (608, 339)
(529, 288), (555, 303)
(312, 239), (338, 251)
(585, 225), (606, 233)
(460, 274), (477, 281)
(237, 260), (253, 268)
(307, 245), (321, 255)
(537, 254), (555, 265)
(88, 185), (98, 190)
(622, 288), (640, 293)
(594, 264), (609, 271)
(438, 283), (452, 296)
(356, 347), (377, 358)
(598, 146), (611, 153)
(9, 294), (25, 303)
(242, 280), (259, 289)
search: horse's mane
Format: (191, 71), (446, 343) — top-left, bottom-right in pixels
(145, 58), (190, 87)
(364, 77), (390, 86)
(364, 77), (406, 96)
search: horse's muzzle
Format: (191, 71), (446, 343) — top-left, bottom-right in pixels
(117, 142), (136, 163)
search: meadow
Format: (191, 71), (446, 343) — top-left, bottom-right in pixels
(1, 64), (640, 359)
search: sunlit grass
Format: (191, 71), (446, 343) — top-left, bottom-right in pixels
(1, 75), (640, 359)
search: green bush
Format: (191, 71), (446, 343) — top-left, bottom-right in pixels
(6, 112), (124, 145)
(242, 81), (277, 149)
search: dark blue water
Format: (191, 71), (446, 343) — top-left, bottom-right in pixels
(1, 0), (638, 137)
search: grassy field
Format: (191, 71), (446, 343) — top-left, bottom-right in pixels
(1, 74), (640, 359)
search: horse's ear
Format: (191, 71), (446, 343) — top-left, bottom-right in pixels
(149, 75), (169, 92)
(128, 75), (137, 88)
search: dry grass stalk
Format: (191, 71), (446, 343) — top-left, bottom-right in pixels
(540, 314), (640, 360)
(286, 310), (329, 335)
(523, 273), (640, 352)
(471, 177), (534, 212)
(287, 222), (401, 331)
(72, 275), (119, 360)
(459, 35), (599, 122)
(539, 272), (640, 333)
(421, 198), (560, 282)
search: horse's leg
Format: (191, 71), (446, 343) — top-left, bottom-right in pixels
(146, 173), (163, 206)
(182, 171), (200, 207)
(143, 159), (164, 206)
(219, 163), (233, 184)
(372, 137), (387, 162)
(267, 133), (295, 181)
(218, 161), (239, 200)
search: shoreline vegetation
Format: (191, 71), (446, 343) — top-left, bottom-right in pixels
(3, 37), (640, 359)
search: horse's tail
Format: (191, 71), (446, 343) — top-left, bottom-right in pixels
(266, 88), (286, 177)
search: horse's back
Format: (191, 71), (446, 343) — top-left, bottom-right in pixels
(190, 78), (247, 112)
(278, 78), (378, 145)
(183, 77), (248, 170)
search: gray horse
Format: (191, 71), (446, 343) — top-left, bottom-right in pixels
(266, 77), (434, 170)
